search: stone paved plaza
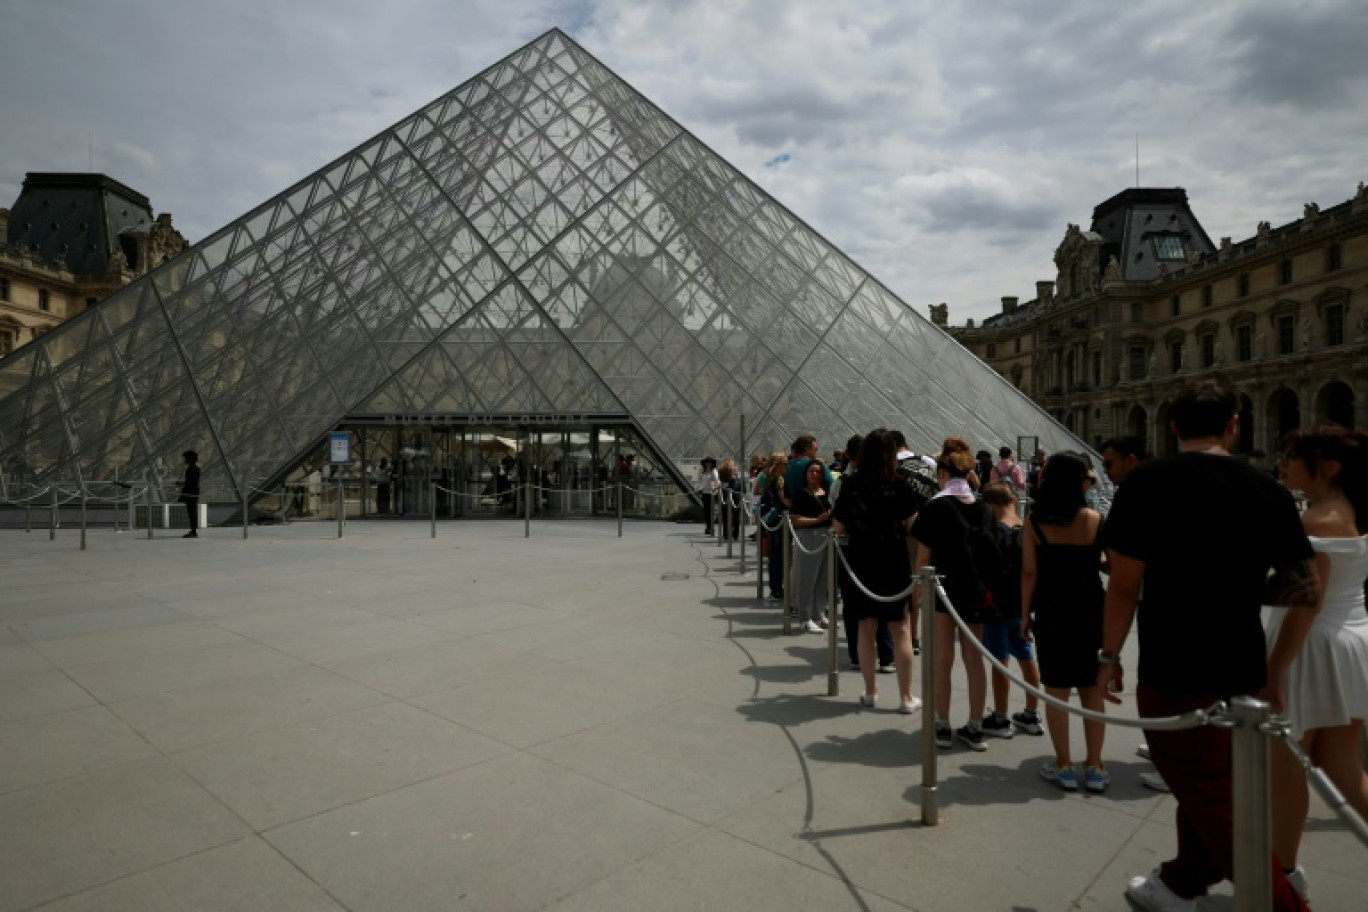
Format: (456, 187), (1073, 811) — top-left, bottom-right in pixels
(0, 519), (1363, 911)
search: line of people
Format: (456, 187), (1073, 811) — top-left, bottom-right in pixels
(727, 380), (1367, 911)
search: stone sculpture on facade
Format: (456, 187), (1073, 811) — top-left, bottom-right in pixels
(148, 214), (187, 270)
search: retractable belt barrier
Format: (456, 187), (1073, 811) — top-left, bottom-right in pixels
(923, 574), (1368, 909)
(737, 523), (1368, 904)
(5, 481), (154, 547)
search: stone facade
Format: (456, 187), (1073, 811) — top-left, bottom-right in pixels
(0, 174), (186, 357)
(949, 183), (1368, 464)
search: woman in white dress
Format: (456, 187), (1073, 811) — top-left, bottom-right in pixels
(1265, 425), (1368, 899)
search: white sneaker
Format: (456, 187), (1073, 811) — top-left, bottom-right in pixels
(898, 696), (922, 714)
(1125, 871), (1195, 912)
(1139, 771), (1170, 793)
(803, 620), (823, 634)
(1285, 866), (1309, 904)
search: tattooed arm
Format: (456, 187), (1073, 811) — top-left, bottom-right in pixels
(1264, 556), (1322, 609)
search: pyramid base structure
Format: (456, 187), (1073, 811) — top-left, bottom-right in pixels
(0, 28), (1089, 512)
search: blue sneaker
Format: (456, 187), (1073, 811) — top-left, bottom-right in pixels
(1084, 764), (1111, 793)
(1041, 760), (1078, 791)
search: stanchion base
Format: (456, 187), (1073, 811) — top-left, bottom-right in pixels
(920, 787), (939, 826)
(827, 672), (840, 697)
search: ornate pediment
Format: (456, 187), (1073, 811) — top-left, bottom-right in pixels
(1053, 224), (1104, 300)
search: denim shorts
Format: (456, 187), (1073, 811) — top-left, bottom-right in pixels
(981, 616), (1034, 662)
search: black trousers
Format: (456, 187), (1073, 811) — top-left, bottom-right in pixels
(700, 492), (715, 532)
(182, 496), (199, 532)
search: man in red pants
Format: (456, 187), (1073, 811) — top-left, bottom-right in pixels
(1097, 381), (1320, 911)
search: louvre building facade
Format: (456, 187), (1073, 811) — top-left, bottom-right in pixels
(950, 186), (1367, 464)
(0, 29), (1083, 518)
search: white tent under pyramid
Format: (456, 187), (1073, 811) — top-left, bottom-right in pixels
(0, 28), (1086, 506)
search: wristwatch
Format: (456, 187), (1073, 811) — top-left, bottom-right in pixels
(1096, 649), (1120, 665)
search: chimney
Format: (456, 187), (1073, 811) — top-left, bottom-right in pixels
(929, 303), (948, 326)
(1035, 281), (1053, 304)
(1001, 296), (1019, 314)
(0, 207), (8, 240)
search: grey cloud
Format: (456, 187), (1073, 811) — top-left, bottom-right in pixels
(1226, 4), (1368, 108)
(917, 187), (1061, 236)
(684, 84), (883, 147)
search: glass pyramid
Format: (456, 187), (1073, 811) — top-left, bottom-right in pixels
(0, 28), (1085, 501)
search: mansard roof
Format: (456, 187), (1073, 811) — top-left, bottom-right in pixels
(7, 173), (156, 276)
(1089, 187), (1216, 282)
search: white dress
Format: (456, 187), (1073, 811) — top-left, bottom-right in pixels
(1264, 535), (1368, 738)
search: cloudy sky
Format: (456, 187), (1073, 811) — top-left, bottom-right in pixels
(2, 0), (1364, 325)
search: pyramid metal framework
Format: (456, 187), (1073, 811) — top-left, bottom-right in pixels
(0, 28), (1085, 500)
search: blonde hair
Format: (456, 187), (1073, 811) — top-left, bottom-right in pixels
(941, 436), (972, 455)
(765, 450), (787, 475)
(938, 448), (975, 478)
(719, 459), (738, 483)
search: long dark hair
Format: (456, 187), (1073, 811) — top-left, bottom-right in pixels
(1032, 451), (1089, 525)
(1281, 425), (1368, 534)
(859, 429), (896, 481)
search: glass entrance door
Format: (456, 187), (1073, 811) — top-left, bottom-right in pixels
(393, 429), (432, 516)
(325, 421), (684, 520)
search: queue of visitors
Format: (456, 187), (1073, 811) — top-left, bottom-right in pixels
(703, 379), (1365, 912)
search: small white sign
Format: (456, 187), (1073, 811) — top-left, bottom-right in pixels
(329, 432), (351, 464)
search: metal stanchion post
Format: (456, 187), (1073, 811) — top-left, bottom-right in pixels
(242, 484), (249, 539)
(826, 532), (839, 696)
(524, 480), (531, 539)
(756, 514), (765, 599)
(80, 487), (87, 551)
(336, 476), (344, 539)
(1231, 696), (1273, 912)
(50, 484), (58, 540)
(25, 500), (32, 533)
(617, 481), (624, 537)
(145, 472), (153, 540)
(782, 518), (793, 635)
(920, 566), (939, 826)
(431, 483), (437, 539)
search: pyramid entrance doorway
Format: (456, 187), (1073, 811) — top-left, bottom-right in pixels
(255, 419), (682, 522)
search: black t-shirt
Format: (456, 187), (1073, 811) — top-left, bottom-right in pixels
(833, 472), (918, 587)
(1101, 451), (1314, 696)
(792, 488), (831, 526)
(910, 494), (995, 613)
